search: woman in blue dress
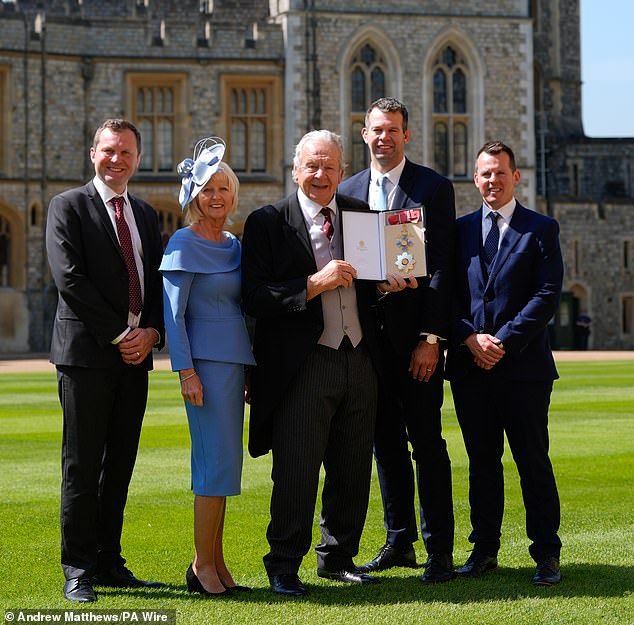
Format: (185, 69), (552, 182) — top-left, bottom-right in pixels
(160, 138), (255, 596)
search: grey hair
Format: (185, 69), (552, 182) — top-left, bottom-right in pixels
(292, 129), (344, 181)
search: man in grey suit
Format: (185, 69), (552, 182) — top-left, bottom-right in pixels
(46, 119), (165, 602)
(241, 129), (407, 597)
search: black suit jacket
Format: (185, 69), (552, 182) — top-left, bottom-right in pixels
(46, 181), (164, 370)
(339, 159), (456, 357)
(241, 192), (381, 457)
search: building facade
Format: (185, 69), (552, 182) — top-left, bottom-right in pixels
(0, 0), (632, 352)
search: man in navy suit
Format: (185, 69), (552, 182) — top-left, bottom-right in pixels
(339, 98), (456, 583)
(446, 141), (563, 586)
(46, 119), (165, 602)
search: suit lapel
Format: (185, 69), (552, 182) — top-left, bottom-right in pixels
(353, 170), (372, 203)
(86, 181), (124, 256)
(487, 203), (527, 285)
(284, 192), (316, 264)
(465, 209), (487, 289)
(393, 159), (418, 209)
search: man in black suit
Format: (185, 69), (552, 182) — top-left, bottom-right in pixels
(446, 141), (563, 586)
(46, 119), (165, 602)
(339, 98), (456, 583)
(242, 129), (407, 597)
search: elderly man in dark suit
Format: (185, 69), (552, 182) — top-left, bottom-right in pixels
(446, 140), (563, 586)
(339, 98), (456, 583)
(46, 119), (165, 602)
(241, 129), (408, 597)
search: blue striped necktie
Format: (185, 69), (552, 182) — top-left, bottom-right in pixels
(484, 211), (500, 266)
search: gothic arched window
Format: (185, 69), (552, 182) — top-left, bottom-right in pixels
(432, 46), (470, 178)
(349, 43), (387, 173)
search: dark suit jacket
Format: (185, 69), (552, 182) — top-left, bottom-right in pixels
(445, 202), (563, 382)
(46, 181), (165, 370)
(339, 159), (456, 357)
(241, 192), (381, 457)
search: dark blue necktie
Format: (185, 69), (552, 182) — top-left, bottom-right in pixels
(484, 211), (500, 267)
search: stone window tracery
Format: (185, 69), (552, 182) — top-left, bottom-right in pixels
(349, 43), (386, 174)
(127, 73), (186, 174)
(432, 45), (470, 178)
(221, 75), (281, 177)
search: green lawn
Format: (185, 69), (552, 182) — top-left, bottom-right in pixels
(0, 361), (632, 624)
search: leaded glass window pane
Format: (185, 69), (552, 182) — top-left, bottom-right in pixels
(139, 119), (153, 171)
(371, 67), (385, 103)
(434, 122), (448, 176)
(231, 120), (246, 172)
(352, 67), (365, 111)
(158, 119), (173, 171)
(433, 69), (447, 113)
(453, 122), (467, 177)
(453, 69), (466, 113)
(251, 119), (266, 172)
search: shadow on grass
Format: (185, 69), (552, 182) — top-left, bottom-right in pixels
(102, 564), (631, 606)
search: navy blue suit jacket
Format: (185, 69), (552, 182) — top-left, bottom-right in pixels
(445, 202), (563, 382)
(339, 159), (455, 357)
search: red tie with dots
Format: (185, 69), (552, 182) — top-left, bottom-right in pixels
(112, 196), (143, 317)
(321, 207), (334, 240)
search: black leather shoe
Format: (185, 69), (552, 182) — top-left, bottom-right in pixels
(421, 553), (454, 584)
(91, 565), (165, 588)
(63, 577), (97, 603)
(456, 552), (498, 578)
(532, 556), (561, 586)
(269, 573), (307, 596)
(185, 564), (229, 596)
(317, 568), (380, 585)
(355, 543), (418, 573)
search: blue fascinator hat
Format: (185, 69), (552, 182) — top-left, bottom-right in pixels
(177, 137), (226, 210)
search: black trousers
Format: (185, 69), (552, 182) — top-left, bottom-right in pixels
(58, 364), (148, 580)
(263, 342), (377, 575)
(451, 374), (561, 562)
(373, 344), (454, 555)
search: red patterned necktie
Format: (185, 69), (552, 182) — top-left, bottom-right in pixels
(320, 207), (334, 240)
(112, 196), (143, 317)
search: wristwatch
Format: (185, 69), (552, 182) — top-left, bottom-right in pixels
(419, 333), (439, 345)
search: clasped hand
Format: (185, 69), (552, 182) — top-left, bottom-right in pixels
(465, 332), (505, 370)
(118, 327), (156, 365)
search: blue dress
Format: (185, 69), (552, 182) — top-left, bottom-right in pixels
(160, 228), (255, 496)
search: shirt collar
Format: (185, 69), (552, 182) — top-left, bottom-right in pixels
(370, 158), (406, 188)
(482, 197), (516, 224)
(93, 176), (129, 208)
(297, 187), (337, 221)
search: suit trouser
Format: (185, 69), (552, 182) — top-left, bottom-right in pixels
(263, 342), (377, 575)
(58, 365), (148, 580)
(451, 374), (561, 562)
(373, 345), (454, 554)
